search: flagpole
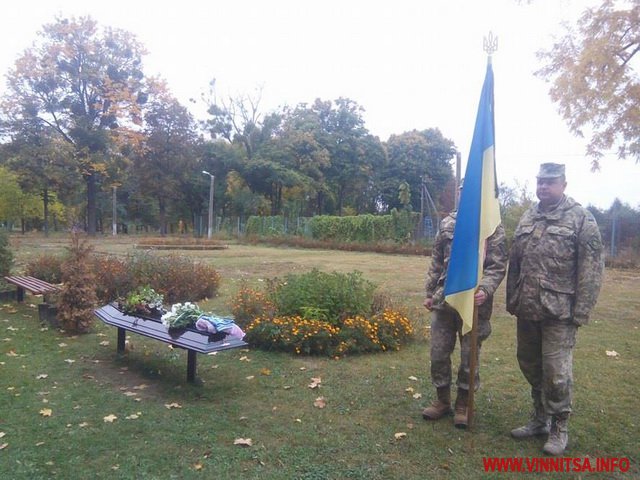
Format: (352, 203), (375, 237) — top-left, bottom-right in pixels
(467, 32), (498, 431)
(467, 304), (479, 429)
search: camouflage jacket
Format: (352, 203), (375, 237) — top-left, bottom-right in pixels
(506, 195), (604, 325)
(425, 212), (508, 312)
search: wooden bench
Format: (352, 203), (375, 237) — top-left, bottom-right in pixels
(94, 303), (248, 383)
(4, 275), (59, 302)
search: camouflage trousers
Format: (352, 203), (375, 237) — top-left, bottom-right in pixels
(429, 306), (491, 391)
(516, 316), (577, 415)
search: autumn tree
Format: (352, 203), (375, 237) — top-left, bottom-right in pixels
(1, 16), (148, 234)
(57, 233), (97, 333)
(536, 0), (640, 167)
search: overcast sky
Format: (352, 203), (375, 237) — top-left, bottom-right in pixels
(1, 0), (637, 209)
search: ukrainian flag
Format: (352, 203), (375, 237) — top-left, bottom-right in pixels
(444, 60), (501, 335)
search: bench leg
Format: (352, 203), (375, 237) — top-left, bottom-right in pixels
(187, 350), (197, 383)
(117, 328), (126, 354)
(16, 287), (24, 303)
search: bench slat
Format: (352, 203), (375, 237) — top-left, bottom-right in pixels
(4, 275), (59, 295)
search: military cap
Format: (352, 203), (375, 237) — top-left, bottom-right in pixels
(536, 163), (565, 178)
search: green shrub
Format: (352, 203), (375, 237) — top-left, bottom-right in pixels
(308, 213), (420, 243)
(270, 269), (376, 325)
(234, 269), (415, 357)
(25, 254), (66, 283)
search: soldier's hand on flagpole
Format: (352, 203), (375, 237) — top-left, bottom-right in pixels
(474, 288), (488, 306)
(423, 298), (434, 311)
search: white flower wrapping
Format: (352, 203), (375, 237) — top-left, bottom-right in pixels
(161, 302), (203, 329)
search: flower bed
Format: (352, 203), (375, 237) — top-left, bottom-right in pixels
(231, 271), (414, 357)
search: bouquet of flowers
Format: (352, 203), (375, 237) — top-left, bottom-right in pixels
(161, 302), (203, 330)
(120, 286), (165, 318)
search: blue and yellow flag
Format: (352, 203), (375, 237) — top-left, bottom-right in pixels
(444, 60), (501, 335)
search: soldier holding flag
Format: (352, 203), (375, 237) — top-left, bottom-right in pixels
(422, 204), (507, 428)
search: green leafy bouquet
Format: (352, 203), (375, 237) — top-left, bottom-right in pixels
(161, 302), (203, 330)
(120, 286), (165, 318)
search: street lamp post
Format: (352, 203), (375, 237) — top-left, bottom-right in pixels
(112, 185), (117, 236)
(202, 170), (215, 239)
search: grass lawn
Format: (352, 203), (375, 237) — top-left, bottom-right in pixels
(1, 234), (638, 479)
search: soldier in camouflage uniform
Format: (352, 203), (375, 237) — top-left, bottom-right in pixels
(507, 163), (603, 456)
(423, 204), (507, 428)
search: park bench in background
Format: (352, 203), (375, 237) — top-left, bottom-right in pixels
(4, 275), (59, 302)
(94, 303), (248, 383)
(4, 275), (60, 325)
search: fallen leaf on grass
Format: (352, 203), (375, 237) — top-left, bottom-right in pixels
(125, 413), (141, 420)
(64, 359), (75, 364)
(412, 393), (423, 399)
(308, 377), (321, 389)
(239, 356), (250, 362)
(394, 432), (407, 440)
(260, 368), (271, 376)
(405, 387), (414, 393)
(39, 408), (52, 417)
(132, 384), (148, 390)
(6, 326), (18, 331)
(99, 341), (110, 346)
(123, 391), (138, 397)
(35, 441), (45, 446)
(606, 350), (620, 357)
(233, 438), (252, 447)
(165, 402), (182, 409)
(314, 397), (326, 408)
(58, 343), (67, 347)
(0, 432), (4, 439)
(408, 376), (418, 381)
(246, 375), (255, 380)
(79, 422), (89, 428)
(6, 350), (18, 357)
(0, 443), (7, 450)
(103, 414), (118, 423)
(36, 374), (48, 379)
(194, 463), (203, 471)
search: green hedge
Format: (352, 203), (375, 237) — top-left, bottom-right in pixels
(245, 211), (419, 243)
